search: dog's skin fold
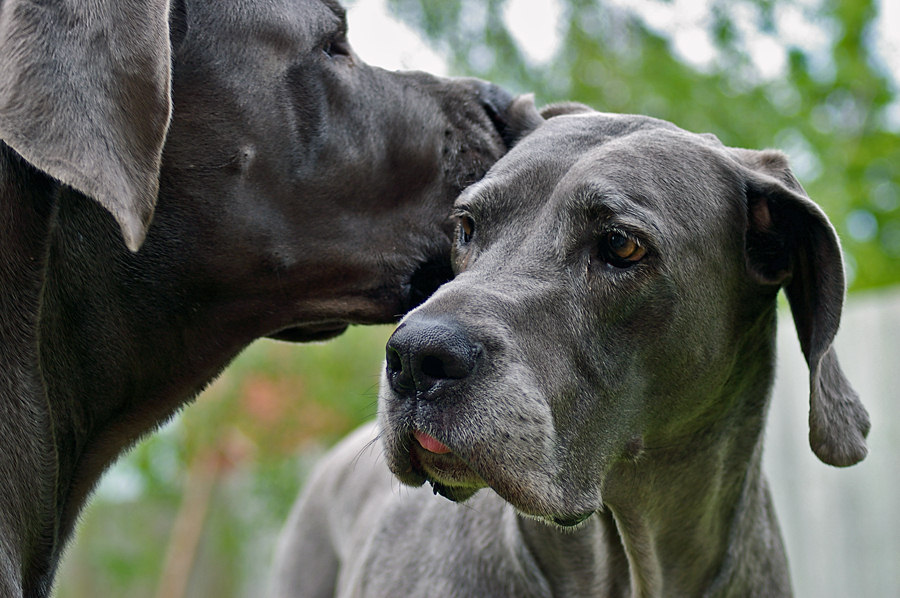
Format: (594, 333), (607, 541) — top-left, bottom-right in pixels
(272, 108), (870, 597)
(0, 1), (535, 595)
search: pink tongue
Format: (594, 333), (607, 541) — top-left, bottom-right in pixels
(414, 430), (451, 454)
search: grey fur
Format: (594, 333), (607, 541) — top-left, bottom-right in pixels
(272, 109), (870, 597)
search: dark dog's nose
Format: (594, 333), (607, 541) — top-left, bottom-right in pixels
(475, 81), (515, 115)
(473, 81), (520, 148)
(386, 316), (479, 398)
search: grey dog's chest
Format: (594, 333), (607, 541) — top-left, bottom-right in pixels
(335, 489), (554, 598)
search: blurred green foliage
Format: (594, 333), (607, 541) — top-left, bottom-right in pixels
(54, 1), (898, 596)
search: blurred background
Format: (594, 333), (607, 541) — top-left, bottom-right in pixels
(54, 0), (898, 596)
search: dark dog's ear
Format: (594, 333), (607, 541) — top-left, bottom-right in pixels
(736, 148), (870, 467)
(0, 0), (173, 251)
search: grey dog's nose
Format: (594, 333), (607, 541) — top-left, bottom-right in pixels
(386, 316), (478, 398)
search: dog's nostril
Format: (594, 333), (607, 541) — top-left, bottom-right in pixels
(420, 355), (447, 380)
(418, 344), (476, 381)
(386, 344), (417, 394)
(386, 347), (403, 375)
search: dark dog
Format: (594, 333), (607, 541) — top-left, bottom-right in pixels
(0, 1), (533, 595)
(272, 107), (870, 597)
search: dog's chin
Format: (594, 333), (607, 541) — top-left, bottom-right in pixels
(421, 464), (596, 527)
(392, 441), (487, 503)
(427, 480), (480, 502)
(548, 511), (595, 528)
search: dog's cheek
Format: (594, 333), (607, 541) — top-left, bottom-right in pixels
(450, 244), (471, 274)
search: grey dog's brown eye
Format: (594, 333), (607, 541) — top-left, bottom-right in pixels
(458, 215), (475, 244)
(600, 230), (646, 267)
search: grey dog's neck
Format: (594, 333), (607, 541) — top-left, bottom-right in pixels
(517, 314), (790, 598)
(517, 509), (630, 595)
(517, 437), (785, 598)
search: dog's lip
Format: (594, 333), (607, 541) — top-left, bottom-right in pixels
(413, 430), (452, 454)
(266, 321), (349, 343)
(405, 434), (486, 497)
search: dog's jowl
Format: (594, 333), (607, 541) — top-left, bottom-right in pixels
(273, 108), (870, 598)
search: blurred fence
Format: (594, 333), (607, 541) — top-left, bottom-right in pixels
(764, 286), (899, 598)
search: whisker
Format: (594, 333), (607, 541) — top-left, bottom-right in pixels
(350, 427), (384, 470)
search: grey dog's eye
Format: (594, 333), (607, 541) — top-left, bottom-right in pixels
(599, 230), (646, 267)
(323, 35), (351, 58)
(458, 215), (475, 244)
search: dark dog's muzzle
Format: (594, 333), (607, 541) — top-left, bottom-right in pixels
(385, 315), (480, 400)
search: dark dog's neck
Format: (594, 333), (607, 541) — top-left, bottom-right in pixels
(517, 509), (631, 595)
(0, 146), (62, 598)
(0, 154), (254, 596)
(40, 191), (262, 560)
(518, 309), (791, 598)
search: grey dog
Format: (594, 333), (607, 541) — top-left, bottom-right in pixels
(271, 106), (870, 597)
(0, 0), (531, 595)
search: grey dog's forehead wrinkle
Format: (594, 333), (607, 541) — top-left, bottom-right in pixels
(563, 188), (664, 246)
(458, 117), (723, 257)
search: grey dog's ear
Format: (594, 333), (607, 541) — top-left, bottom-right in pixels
(539, 101), (594, 119)
(497, 94), (544, 147)
(0, 0), (173, 251)
(736, 148), (870, 467)
(495, 97), (595, 148)
(497, 99), (593, 147)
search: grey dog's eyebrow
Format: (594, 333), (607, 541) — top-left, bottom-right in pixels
(321, 0), (347, 22)
(566, 187), (665, 246)
(316, 0), (348, 38)
(454, 181), (499, 212)
(569, 186), (646, 222)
